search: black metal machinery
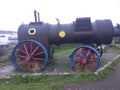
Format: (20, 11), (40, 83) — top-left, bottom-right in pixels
(11, 10), (120, 72)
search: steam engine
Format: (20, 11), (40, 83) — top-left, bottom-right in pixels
(11, 10), (120, 72)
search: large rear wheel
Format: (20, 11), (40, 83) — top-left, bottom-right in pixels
(11, 40), (48, 72)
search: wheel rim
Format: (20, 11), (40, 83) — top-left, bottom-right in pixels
(12, 40), (48, 72)
(70, 46), (101, 72)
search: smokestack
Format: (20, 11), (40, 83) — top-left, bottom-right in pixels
(34, 10), (37, 22)
(38, 12), (40, 22)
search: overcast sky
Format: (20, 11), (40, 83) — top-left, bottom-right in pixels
(0, 0), (120, 31)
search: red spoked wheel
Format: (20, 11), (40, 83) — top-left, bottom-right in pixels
(70, 46), (101, 72)
(12, 40), (48, 72)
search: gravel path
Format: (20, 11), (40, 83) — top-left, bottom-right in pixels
(102, 48), (119, 62)
(0, 65), (15, 78)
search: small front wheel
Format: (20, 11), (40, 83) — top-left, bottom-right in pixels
(70, 46), (101, 72)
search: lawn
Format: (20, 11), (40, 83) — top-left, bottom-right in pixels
(54, 43), (80, 56)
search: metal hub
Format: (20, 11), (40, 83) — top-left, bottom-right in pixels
(82, 58), (87, 64)
(25, 54), (33, 61)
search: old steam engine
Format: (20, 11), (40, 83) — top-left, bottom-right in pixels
(11, 10), (120, 72)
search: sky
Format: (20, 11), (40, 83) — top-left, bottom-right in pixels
(0, 0), (120, 31)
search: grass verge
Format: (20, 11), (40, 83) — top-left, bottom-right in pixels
(54, 43), (80, 56)
(104, 44), (120, 54)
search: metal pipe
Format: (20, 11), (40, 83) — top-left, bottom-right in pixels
(34, 10), (37, 22)
(38, 12), (40, 22)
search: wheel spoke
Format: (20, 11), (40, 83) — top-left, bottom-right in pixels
(90, 61), (97, 67)
(21, 61), (28, 66)
(86, 49), (91, 57)
(18, 48), (26, 55)
(23, 43), (28, 55)
(75, 62), (81, 67)
(30, 42), (33, 53)
(33, 57), (45, 61)
(90, 58), (98, 63)
(31, 62), (35, 68)
(86, 64), (90, 69)
(79, 64), (84, 71)
(90, 54), (98, 62)
(76, 50), (82, 57)
(86, 63), (94, 71)
(21, 61), (28, 69)
(82, 48), (87, 55)
(16, 54), (26, 59)
(34, 51), (44, 56)
(32, 46), (39, 55)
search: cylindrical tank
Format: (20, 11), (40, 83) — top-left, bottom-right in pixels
(92, 20), (114, 45)
(49, 18), (114, 45)
(18, 17), (116, 58)
(49, 18), (94, 45)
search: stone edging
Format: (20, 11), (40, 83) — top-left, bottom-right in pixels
(94, 55), (120, 75)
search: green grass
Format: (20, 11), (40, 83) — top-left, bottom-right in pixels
(54, 43), (80, 56)
(0, 82), (64, 90)
(104, 44), (120, 54)
(0, 72), (98, 90)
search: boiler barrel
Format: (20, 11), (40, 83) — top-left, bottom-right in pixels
(49, 18), (114, 45)
(18, 17), (116, 46)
